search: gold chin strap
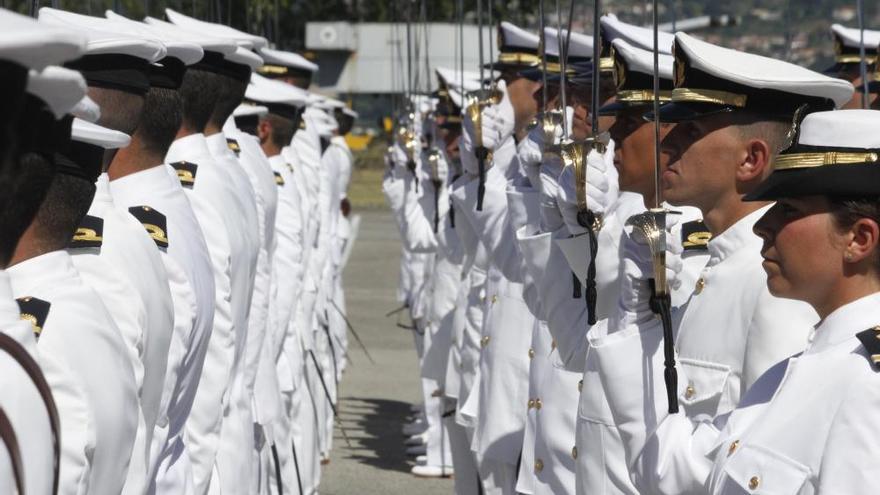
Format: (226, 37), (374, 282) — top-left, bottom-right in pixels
(671, 87), (748, 108)
(616, 89), (673, 103)
(773, 151), (880, 170)
(497, 52), (541, 66)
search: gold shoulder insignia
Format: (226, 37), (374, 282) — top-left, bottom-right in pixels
(681, 220), (712, 251)
(128, 205), (169, 249)
(226, 138), (241, 155)
(856, 326), (880, 370)
(274, 171), (285, 186)
(69, 215), (104, 249)
(171, 161), (198, 188)
(15, 297), (51, 340)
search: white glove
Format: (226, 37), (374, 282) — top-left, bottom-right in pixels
(462, 79), (515, 152)
(538, 156), (565, 232)
(556, 138), (617, 235)
(613, 212), (684, 331)
(520, 107), (574, 189)
(389, 142), (411, 180)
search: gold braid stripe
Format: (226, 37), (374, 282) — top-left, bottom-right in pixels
(258, 64), (290, 75)
(497, 52), (541, 66)
(599, 57), (614, 72)
(671, 88), (748, 107)
(616, 90), (673, 103)
(773, 152), (880, 170)
(836, 55), (878, 64)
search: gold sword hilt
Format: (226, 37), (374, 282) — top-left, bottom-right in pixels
(560, 132), (611, 230)
(465, 88), (503, 150)
(624, 209), (670, 297)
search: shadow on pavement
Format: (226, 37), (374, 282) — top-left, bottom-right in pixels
(334, 396), (416, 474)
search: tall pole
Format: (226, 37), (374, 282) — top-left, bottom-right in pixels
(856, 0), (869, 108)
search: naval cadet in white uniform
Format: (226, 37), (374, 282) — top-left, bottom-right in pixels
(0, 17), (86, 493)
(588, 32), (854, 494)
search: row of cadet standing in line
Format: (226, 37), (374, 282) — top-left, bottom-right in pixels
(0, 6), (358, 494)
(384, 13), (880, 495)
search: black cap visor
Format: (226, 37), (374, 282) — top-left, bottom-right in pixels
(643, 101), (735, 123)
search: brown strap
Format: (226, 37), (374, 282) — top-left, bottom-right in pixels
(0, 333), (60, 494)
(0, 406), (24, 494)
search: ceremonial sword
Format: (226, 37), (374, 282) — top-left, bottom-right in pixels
(624, 0), (679, 415)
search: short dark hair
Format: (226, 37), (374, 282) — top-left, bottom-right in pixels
(179, 68), (221, 132)
(33, 172), (96, 252)
(209, 74), (247, 128)
(138, 87), (183, 155)
(0, 152), (55, 266)
(263, 113), (296, 149)
(88, 87), (145, 135)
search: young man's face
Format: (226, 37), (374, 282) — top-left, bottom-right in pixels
(608, 107), (673, 198)
(659, 113), (743, 210)
(501, 70), (541, 132)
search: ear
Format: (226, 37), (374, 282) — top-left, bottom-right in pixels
(736, 138), (773, 183)
(257, 119), (271, 143)
(846, 217), (880, 265)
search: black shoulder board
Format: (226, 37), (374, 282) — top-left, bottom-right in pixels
(69, 215), (104, 249)
(171, 161), (198, 189)
(128, 205), (170, 249)
(226, 138), (241, 156)
(274, 171), (285, 186)
(681, 220), (712, 251)
(16, 297), (51, 340)
(856, 326), (880, 370)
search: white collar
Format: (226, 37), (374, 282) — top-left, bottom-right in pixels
(706, 204), (771, 266)
(808, 292), (880, 354)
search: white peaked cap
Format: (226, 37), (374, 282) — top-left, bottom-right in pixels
(341, 108), (358, 119)
(303, 107), (336, 136)
(103, 11), (203, 65)
(0, 8), (86, 70)
(435, 67), (481, 91)
(227, 46), (263, 70)
(830, 24), (880, 51)
(601, 13), (674, 54)
(612, 38), (673, 80)
(543, 28), (594, 59)
(499, 21), (540, 50)
(71, 118), (131, 149)
(143, 16), (237, 56)
(317, 98), (346, 111)
(258, 47), (318, 72)
(26, 66), (88, 119)
(675, 32), (854, 109)
(39, 7), (166, 62)
(247, 72), (309, 106)
(798, 109), (880, 149)
(233, 103), (269, 118)
(165, 8), (268, 49)
(71, 95), (101, 123)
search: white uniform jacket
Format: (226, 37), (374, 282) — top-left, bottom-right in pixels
(110, 163), (216, 493)
(9, 251), (139, 495)
(0, 271), (56, 495)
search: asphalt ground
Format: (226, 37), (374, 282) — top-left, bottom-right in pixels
(320, 209), (454, 494)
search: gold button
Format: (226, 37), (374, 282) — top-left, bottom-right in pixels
(534, 459), (544, 473)
(491, 295), (498, 304)
(685, 385), (696, 399)
(571, 446), (578, 459)
(481, 336), (490, 348)
(527, 399), (535, 409)
(551, 339), (557, 350)
(695, 277), (706, 294)
(528, 348), (535, 359)
(578, 380), (583, 392)
(748, 476), (760, 490)
(535, 398), (543, 410)
(728, 440), (739, 456)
